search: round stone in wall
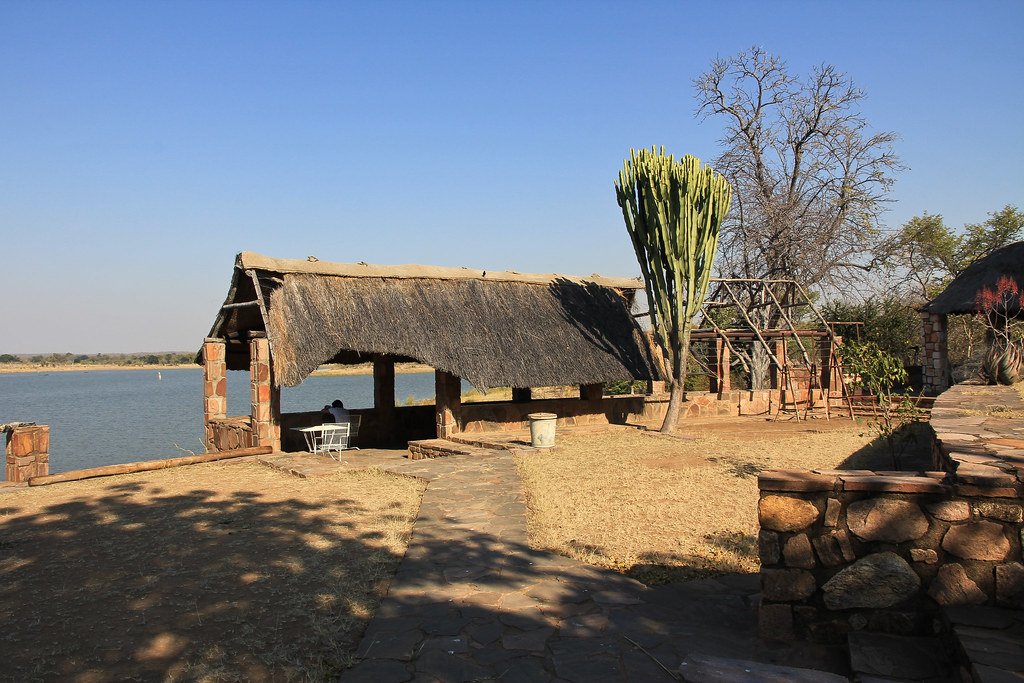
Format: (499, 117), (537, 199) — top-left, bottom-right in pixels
(847, 499), (929, 543)
(758, 495), (820, 532)
(822, 552), (921, 610)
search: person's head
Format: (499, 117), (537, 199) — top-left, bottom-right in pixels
(332, 400), (344, 408)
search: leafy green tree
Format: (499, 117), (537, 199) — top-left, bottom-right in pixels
(841, 341), (922, 469)
(0, 354), (20, 363)
(821, 296), (921, 364)
(616, 147), (731, 433)
(880, 205), (1024, 301)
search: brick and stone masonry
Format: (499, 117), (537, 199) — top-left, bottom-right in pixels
(202, 338), (228, 450)
(921, 311), (950, 394)
(250, 337), (281, 451)
(5, 424), (49, 482)
(756, 384), (1024, 644)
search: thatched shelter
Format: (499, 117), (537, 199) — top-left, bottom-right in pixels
(920, 240), (1024, 393)
(206, 252), (659, 389)
(200, 252), (661, 451)
(922, 240), (1024, 316)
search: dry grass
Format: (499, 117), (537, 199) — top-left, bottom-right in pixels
(515, 418), (899, 584)
(0, 461), (425, 683)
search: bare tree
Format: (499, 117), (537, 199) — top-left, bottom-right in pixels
(694, 47), (903, 386)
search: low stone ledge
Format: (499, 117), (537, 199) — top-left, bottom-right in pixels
(838, 474), (947, 493)
(757, 469), (836, 492)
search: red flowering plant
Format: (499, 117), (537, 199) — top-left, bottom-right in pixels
(974, 275), (1024, 384)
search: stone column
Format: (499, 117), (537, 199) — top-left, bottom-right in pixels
(435, 370), (462, 438)
(708, 338), (731, 394)
(202, 338), (227, 451)
(921, 311), (950, 394)
(374, 356), (396, 438)
(5, 424), (49, 482)
(250, 338), (280, 451)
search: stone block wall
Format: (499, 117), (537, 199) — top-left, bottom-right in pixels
(4, 424), (49, 482)
(207, 416), (254, 452)
(202, 338), (229, 450)
(249, 338), (281, 450)
(757, 384), (1024, 644)
(921, 311), (950, 394)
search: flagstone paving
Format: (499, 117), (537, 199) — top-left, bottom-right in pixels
(261, 444), (851, 681)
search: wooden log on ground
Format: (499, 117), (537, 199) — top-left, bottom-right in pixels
(27, 445), (273, 486)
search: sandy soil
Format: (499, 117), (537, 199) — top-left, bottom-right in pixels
(0, 461), (424, 683)
(516, 416), (932, 583)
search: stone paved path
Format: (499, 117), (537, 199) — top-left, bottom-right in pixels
(261, 445), (850, 681)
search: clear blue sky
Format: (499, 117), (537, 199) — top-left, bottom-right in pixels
(2, 0), (1021, 353)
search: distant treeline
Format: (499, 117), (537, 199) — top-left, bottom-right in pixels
(0, 352), (195, 366)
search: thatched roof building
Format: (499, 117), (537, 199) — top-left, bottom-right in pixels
(204, 252), (661, 390)
(922, 241), (1024, 316)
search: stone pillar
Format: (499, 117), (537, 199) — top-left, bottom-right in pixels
(202, 338), (228, 451)
(374, 356), (396, 438)
(512, 388), (532, 402)
(580, 383), (603, 401)
(708, 338), (731, 394)
(250, 338), (280, 451)
(5, 424), (49, 482)
(921, 311), (950, 394)
(435, 370), (462, 438)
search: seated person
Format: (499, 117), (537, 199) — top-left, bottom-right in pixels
(321, 399), (350, 424)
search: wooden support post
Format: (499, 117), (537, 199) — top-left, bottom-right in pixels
(580, 383), (603, 401)
(434, 370), (462, 438)
(374, 356), (397, 437)
(709, 338), (731, 394)
(512, 388), (532, 402)
(819, 336), (842, 398)
(250, 338), (280, 451)
(202, 338), (228, 451)
(769, 339), (786, 391)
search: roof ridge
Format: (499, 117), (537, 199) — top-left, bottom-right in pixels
(236, 252), (643, 289)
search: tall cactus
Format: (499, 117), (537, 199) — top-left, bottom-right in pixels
(615, 147), (732, 433)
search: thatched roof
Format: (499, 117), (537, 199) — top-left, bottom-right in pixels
(922, 241), (1024, 316)
(204, 252), (661, 389)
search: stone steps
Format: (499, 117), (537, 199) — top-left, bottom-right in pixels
(406, 439), (495, 460)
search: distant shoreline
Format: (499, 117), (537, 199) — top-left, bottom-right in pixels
(0, 362), (434, 376)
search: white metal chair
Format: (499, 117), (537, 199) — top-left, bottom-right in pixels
(297, 423), (350, 456)
(345, 414), (361, 450)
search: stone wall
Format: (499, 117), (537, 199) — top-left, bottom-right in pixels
(4, 423), (49, 482)
(458, 389), (794, 434)
(921, 311), (950, 394)
(757, 384), (1024, 644)
(207, 416), (254, 452)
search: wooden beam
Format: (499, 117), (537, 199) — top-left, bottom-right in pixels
(28, 446), (273, 486)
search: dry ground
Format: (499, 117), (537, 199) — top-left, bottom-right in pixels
(0, 462), (425, 683)
(515, 416), (931, 584)
(1, 415), (932, 681)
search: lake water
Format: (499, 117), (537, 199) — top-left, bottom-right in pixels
(0, 368), (442, 475)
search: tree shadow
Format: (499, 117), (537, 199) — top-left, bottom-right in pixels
(836, 421), (936, 471)
(0, 469), (419, 682)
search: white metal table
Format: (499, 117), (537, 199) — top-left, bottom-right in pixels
(293, 424), (350, 456)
